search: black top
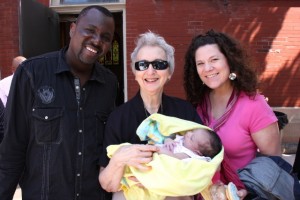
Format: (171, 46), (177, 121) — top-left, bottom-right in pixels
(0, 99), (4, 143)
(99, 92), (202, 167)
(0, 47), (118, 200)
(293, 138), (300, 179)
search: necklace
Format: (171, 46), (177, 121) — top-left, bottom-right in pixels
(144, 103), (163, 117)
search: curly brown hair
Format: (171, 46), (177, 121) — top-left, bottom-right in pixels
(183, 29), (258, 106)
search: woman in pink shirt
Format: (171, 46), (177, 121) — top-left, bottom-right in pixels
(183, 29), (281, 199)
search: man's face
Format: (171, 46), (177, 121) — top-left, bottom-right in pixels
(69, 8), (115, 66)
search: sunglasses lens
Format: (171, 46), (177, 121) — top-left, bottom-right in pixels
(135, 61), (149, 71)
(153, 61), (169, 70)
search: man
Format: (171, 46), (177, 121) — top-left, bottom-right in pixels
(0, 5), (118, 200)
(0, 56), (26, 106)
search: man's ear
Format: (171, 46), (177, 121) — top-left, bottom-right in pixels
(69, 22), (76, 37)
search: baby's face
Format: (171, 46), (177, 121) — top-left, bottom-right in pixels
(183, 129), (211, 156)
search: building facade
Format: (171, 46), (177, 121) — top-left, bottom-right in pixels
(1, 0), (300, 107)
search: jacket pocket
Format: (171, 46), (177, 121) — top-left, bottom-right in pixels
(32, 107), (63, 144)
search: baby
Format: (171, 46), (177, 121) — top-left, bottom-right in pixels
(108, 114), (225, 200)
(159, 129), (239, 200)
(158, 128), (222, 161)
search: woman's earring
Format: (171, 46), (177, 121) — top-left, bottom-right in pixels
(229, 73), (237, 80)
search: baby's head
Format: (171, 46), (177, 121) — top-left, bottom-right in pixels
(183, 128), (222, 158)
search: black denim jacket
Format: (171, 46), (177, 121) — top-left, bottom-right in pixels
(0, 47), (118, 200)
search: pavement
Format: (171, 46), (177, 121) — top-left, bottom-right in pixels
(282, 153), (296, 165)
(12, 153), (296, 200)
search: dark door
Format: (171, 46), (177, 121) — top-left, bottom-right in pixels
(20, 0), (60, 58)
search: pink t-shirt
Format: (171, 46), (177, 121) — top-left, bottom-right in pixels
(197, 92), (277, 171)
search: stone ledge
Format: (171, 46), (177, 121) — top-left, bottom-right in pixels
(282, 142), (298, 154)
(273, 107), (300, 150)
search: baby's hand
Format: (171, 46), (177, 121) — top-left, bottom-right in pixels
(163, 138), (177, 152)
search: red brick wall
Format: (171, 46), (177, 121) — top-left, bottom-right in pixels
(0, 0), (20, 78)
(126, 0), (300, 107)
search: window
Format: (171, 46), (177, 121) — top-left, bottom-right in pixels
(50, 0), (125, 8)
(99, 36), (120, 66)
(61, 0), (119, 4)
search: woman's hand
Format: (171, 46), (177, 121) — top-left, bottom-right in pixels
(209, 181), (247, 200)
(99, 144), (158, 192)
(113, 144), (159, 171)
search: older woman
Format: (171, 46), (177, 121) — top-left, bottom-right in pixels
(99, 31), (202, 200)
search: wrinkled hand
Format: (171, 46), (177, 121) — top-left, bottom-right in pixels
(112, 144), (159, 171)
(210, 182), (227, 200)
(210, 181), (247, 200)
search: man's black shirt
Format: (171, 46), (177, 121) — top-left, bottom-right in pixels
(0, 47), (118, 200)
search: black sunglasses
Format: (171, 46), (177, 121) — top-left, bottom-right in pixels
(134, 60), (169, 71)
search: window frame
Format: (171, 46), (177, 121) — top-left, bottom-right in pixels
(50, 0), (125, 13)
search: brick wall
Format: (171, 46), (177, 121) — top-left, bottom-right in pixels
(0, 0), (20, 78)
(126, 0), (300, 107)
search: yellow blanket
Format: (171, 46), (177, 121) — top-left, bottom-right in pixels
(136, 113), (212, 144)
(107, 114), (224, 200)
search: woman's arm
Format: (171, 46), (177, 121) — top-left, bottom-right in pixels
(99, 144), (158, 192)
(252, 122), (282, 156)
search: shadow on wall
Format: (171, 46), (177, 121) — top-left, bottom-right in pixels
(219, 4), (299, 107)
(263, 52), (300, 106)
(217, 2), (300, 152)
